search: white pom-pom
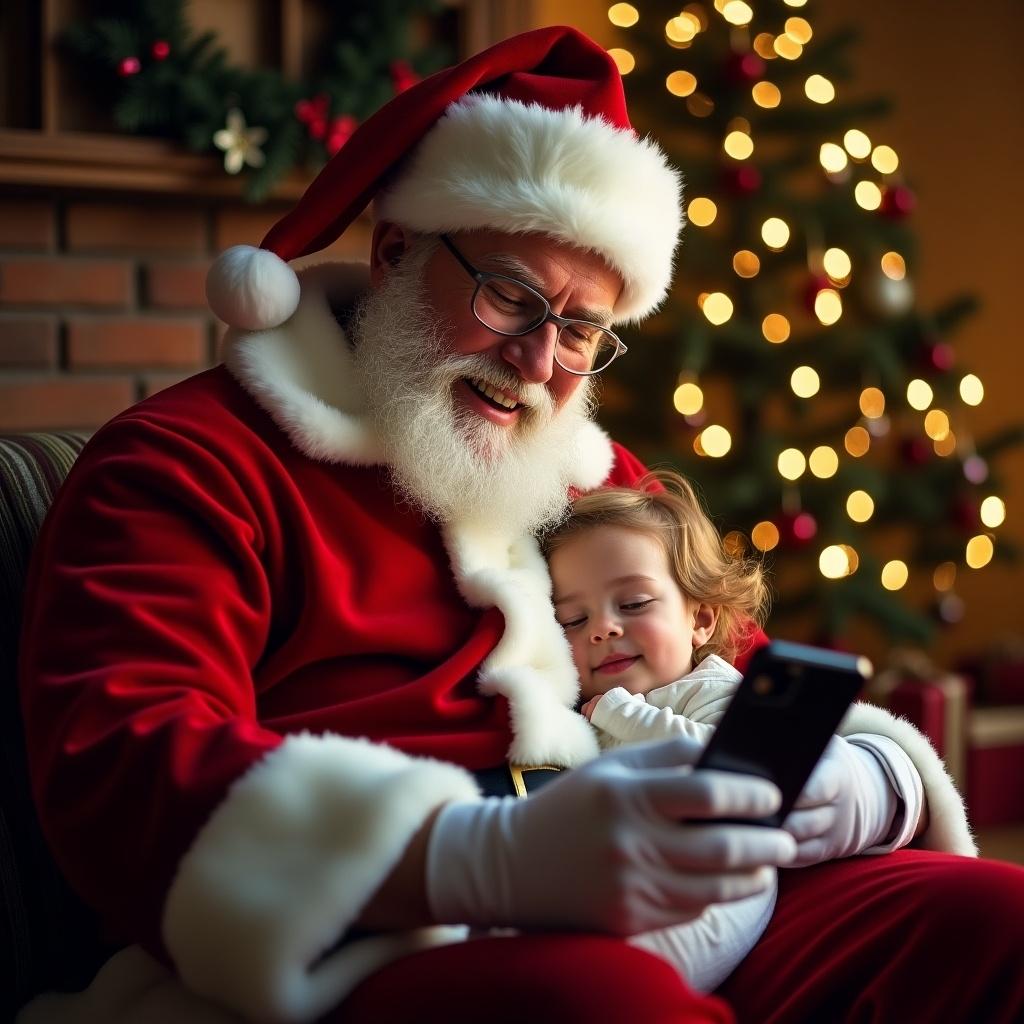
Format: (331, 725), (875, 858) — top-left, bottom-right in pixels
(206, 245), (301, 331)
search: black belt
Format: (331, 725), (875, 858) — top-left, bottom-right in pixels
(473, 763), (564, 798)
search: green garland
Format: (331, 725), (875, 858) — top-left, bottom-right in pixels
(62, 0), (451, 200)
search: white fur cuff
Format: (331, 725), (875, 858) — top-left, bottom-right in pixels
(162, 733), (480, 1023)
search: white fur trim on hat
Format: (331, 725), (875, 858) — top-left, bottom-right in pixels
(162, 733), (479, 1022)
(377, 94), (683, 324)
(207, 245), (301, 332)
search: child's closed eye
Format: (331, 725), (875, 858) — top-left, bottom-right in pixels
(621, 598), (655, 612)
(557, 615), (587, 630)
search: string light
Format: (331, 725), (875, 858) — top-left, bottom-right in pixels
(844, 425), (871, 457)
(682, 4), (708, 32)
(906, 378), (934, 411)
(934, 430), (957, 456)
(778, 448), (806, 480)
(774, 35), (803, 60)
(608, 48), (636, 74)
(881, 252), (906, 279)
(722, 2), (754, 27)
(844, 129), (872, 159)
(820, 545), (851, 579)
(881, 560), (909, 590)
(702, 292), (734, 324)
(823, 247), (851, 280)
(820, 143), (848, 173)
(608, 3), (640, 27)
(785, 17), (813, 43)
(667, 70), (698, 96)
(734, 250), (761, 277)
(700, 424), (732, 457)
(815, 288), (843, 324)
(761, 217), (790, 249)
(809, 445), (839, 478)
(859, 387), (885, 418)
(687, 93), (715, 117)
(688, 197), (717, 225)
(854, 181), (882, 210)
(924, 409), (950, 440)
(751, 520), (781, 551)
(724, 130), (754, 160)
(752, 82), (781, 107)
(666, 16), (698, 43)
(933, 562), (957, 591)
(762, 313), (790, 343)
(980, 496), (1006, 528)
(959, 373), (984, 405)
(791, 366), (821, 398)
(753, 33), (777, 59)
(673, 380), (704, 415)
(871, 145), (899, 173)
(783, 0), (808, 6)
(966, 534), (994, 569)
(846, 490), (875, 522)
(805, 75), (834, 103)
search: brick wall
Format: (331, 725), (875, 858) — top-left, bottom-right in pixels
(0, 194), (371, 432)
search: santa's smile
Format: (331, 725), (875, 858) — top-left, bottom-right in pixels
(458, 377), (526, 423)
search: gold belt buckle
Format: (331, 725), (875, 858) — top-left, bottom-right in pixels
(508, 763), (562, 798)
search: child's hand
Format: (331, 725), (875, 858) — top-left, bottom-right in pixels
(580, 695), (603, 721)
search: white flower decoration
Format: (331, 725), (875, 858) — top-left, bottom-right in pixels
(213, 108), (268, 175)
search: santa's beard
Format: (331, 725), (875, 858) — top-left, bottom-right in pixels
(350, 238), (598, 536)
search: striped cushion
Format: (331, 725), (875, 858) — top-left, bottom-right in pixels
(0, 433), (115, 1016)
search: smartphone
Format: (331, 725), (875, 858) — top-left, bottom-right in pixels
(693, 640), (872, 827)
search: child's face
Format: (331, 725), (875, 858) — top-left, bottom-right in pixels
(549, 525), (717, 701)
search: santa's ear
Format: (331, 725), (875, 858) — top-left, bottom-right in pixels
(690, 602), (719, 648)
(370, 221), (413, 285)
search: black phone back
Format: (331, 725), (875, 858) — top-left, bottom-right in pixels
(694, 640), (871, 826)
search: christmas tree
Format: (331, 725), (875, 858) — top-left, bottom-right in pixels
(599, 0), (1021, 648)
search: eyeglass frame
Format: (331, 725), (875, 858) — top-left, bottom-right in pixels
(438, 234), (628, 377)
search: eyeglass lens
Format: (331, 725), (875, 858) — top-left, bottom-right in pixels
(473, 278), (619, 373)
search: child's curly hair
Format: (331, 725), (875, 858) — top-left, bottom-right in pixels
(542, 470), (769, 666)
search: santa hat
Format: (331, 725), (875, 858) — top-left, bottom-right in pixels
(206, 26), (683, 332)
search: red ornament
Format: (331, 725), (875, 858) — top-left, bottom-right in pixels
(880, 184), (916, 220)
(151, 40), (170, 61)
(925, 341), (955, 373)
(390, 59), (420, 94)
(326, 114), (358, 155)
(724, 51), (766, 85)
(721, 163), (762, 195)
(802, 273), (831, 314)
(295, 93), (330, 140)
(118, 56), (141, 77)
(776, 510), (817, 548)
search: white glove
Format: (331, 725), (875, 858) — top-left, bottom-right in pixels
(426, 738), (797, 937)
(783, 733), (914, 866)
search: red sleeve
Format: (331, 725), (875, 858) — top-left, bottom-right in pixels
(19, 413), (282, 957)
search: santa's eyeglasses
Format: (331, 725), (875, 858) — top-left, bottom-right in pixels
(439, 235), (627, 376)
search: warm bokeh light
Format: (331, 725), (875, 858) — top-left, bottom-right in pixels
(819, 545), (851, 579)
(762, 313), (790, 343)
(722, 531), (747, 557)
(881, 252), (906, 280)
(734, 250), (761, 277)
(933, 562), (957, 591)
(774, 34), (802, 59)
(840, 544), (860, 574)
(809, 445), (839, 478)
(820, 143), (848, 173)
(924, 409), (950, 440)
(844, 129), (872, 159)
(785, 17), (813, 43)
(881, 560), (909, 591)
(608, 48), (635, 74)
(823, 247), (851, 280)
(981, 496), (1006, 528)
(752, 81), (781, 107)
(934, 430), (957, 457)
(753, 33), (777, 59)
(673, 381), (704, 415)
(751, 520), (781, 551)
(687, 92), (715, 117)
(666, 16), (697, 43)
(682, 4), (708, 31)
(783, 0), (808, 6)
(854, 181), (882, 210)
(700, 424), (732, 457)
(762, 217), (790, 249)
(906, 378), (934, 411)
(846, 490), (875, 522)
(791, 365), (821, 398)
(722, 1), (754, 26)
(845, 425), (871, 457)
(872, 144), (899, 173)
(702, 292), (734, 324)
(778, 448), (807, 480)
(966, 534), (994, 569)
(724, 131), (754, 160)
(608, 3), (640, 27)
(666, 70), (698, 96)
(815, 288), (843, 324)
(805, 75), (834, 103)
(859, 387), (885, 418)
(960, 373), (984, 405)
(688, 197), (717, 225)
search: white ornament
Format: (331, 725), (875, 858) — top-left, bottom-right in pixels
(213, 108), (268, 175)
